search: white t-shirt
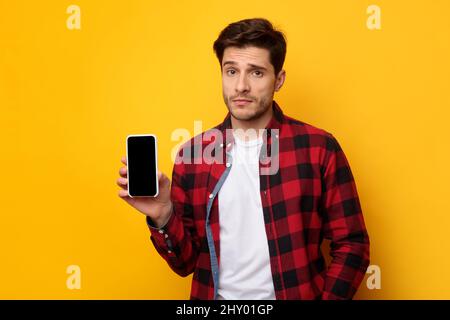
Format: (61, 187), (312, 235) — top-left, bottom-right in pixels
(216, 130), (276, 300)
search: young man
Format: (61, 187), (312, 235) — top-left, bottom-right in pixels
(117, 18), (370, 300)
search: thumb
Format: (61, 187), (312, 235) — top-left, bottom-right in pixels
(157, 171), (170, 185)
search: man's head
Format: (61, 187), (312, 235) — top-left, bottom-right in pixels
(213, 18), (287, 123)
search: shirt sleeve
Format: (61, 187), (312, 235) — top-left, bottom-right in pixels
(146, 146), (201, 277)
(320, 133), (371, 299)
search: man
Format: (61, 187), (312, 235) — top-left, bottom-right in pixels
(117, 18), (370, 300)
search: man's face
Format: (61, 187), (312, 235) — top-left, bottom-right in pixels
(221, 46), (284, 122)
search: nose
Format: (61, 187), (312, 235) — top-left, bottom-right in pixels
(236, 73), (250, 94)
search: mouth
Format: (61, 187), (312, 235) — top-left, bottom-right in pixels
(232, 99), (253, 106)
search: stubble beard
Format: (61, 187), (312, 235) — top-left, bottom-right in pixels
(223, 92), (273, 122)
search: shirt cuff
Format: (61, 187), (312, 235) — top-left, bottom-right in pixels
(146, 202), (174, 230)
(146, 208), (177, 254)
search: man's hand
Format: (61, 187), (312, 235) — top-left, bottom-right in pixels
(117, 156), (173, 228)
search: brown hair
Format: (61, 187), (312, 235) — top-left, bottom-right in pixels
(213, 18), (287, 76)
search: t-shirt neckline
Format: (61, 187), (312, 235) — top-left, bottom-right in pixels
(232, 130), (264, 147)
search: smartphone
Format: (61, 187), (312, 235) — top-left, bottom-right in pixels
(126, 134), (159, 197)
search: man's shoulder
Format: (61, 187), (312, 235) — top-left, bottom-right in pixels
(282, 114), (334, 142)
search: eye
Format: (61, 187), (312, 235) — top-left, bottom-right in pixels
(253, 70), (263, 77)
(226, 69), (236, 76)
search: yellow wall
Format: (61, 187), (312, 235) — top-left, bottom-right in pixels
(1, 0), (449, 299)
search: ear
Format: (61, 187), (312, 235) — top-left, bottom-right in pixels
(274, 70), (286, 92)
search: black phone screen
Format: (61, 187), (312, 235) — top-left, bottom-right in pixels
(126, 135), (158, 197)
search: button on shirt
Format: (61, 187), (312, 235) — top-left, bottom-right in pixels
(217, 130), (276, 300)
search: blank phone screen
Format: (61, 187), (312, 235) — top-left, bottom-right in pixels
(127, 135), (158, 197)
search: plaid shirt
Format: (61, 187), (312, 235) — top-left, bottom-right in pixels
(146, 100), (370, 300)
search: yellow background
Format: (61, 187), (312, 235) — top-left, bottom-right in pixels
(1, 0), (449, 299)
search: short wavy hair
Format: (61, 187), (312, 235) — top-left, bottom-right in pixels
(213, 18), (287, 76)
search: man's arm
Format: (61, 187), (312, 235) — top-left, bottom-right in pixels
(320, 133), (370, 299)
(146, 149), (201, 277)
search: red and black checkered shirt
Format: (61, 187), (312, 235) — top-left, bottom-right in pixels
(147, 100), (370, 300)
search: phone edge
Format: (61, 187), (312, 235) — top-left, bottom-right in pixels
(126, 134), (159, 198)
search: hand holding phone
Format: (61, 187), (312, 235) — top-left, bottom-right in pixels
(117, 134), (173, 227)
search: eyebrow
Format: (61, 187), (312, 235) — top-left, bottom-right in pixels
(222, 61), (268, 71)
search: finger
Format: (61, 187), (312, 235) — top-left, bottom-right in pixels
(119, 166), (127, 177)
(117, 177), (127, 185)
(121, 156), (127, 165)
(158, 171), (169, 181)
(117, 177), (128, 189)
(158, 171), (170, 185)
(118, 189), (136, 207)
(118, 189), (130, 198)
